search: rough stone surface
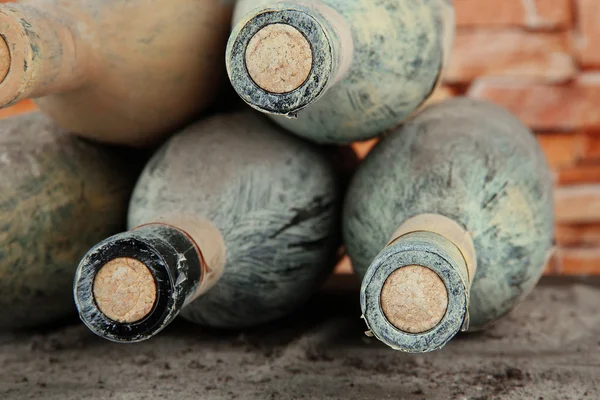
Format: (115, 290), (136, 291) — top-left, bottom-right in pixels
(0, 279), (598, 399)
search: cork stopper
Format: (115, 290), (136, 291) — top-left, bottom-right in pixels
(0, 35), (10, 83)
(380, 265), (449, 333)
(245, 23), (313, 94)
(92, 258), (157, 323)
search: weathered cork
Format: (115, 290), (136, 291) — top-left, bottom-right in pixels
(93, 258), (157, 323)
(246, 24), (312, 93)
(380, 265), (448, 333)
(0, 36), (9, 83)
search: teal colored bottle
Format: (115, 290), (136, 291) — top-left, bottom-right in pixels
(227, 0), (454, 144)
(0, 112), (141, 329)
(74, 112), (342, 342)
(343, 98), (555, 352)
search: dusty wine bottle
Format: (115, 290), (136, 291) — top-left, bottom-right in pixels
(0, 0), (232, 146)
(0, 112), (142, 329)
(226, 0), (454, 144)
(73, 111), (342, 342)
(343, 98), (555, 353)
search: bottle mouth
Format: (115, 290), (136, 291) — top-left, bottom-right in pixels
(92, 257), (158, 324)
(226, 7), (334, 117)
(0, 35), (10, 84)
(245, 23), (313, 94)
(73, 235), (179, 343)
(0, 7), (37, 107)
(380, 264), (449, 334)
(360, 239), (469, 353)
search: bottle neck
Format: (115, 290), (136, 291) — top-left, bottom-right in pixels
(360, 214), (476, 353)
(148, 214), (227, 304)
(301, 1), (353, 86)
(226, 1), (353, 116)
(74, 216), (226, 343)
(388, 213), (477, 287)
(0, 4), (90, 107)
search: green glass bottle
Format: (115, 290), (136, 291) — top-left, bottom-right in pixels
(227, 0), (454, 144)
(74, 112), (342, 342)
(344, 98), (554, 352)
(0, 112), (141, 329)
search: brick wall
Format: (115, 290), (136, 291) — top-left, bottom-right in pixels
(352, 0), (600, 276)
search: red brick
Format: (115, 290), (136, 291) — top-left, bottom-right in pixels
(574, 0), (600, 67)
(557, 164), (600, 185)
(536, 133), (583, 168)
(468, 76), (600, 132)
(454, 0), (572, 29)
(581, 132), (600, 161)
(445, 30), (576, 84)
(352, 138), (378, 160)
(551, 247), (600, 275)
(554, 185), (600, 224)
(422, 85), (456, 107)
(555, 223), (600, 247)
(322, 255), (360, 292)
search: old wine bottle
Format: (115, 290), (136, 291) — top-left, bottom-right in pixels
(0, 0), (232, 146)
(0, 112), (142, 329)
(343, 98), (554, 352)
(74, 111), (342, 342)
(226, 0), (454, 144)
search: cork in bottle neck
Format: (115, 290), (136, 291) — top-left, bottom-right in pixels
(380, 265), (448, 333)
(245, 23), (313, 94)
(380, 214), (476, 334)
(360, 214), (476, 352)
(74, 222), (208, 343)
(93, 257), (157, 323)
(226, 2), (353, 116)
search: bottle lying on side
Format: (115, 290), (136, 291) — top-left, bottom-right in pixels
(0, 0), (232, 146)
(0, 112), (143, 329)
(73, 111), (342, 342)
(343, 98), (555, 352)
(226, 0), (454, 144)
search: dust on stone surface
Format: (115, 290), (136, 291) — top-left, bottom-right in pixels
(0, 278), (599, 400)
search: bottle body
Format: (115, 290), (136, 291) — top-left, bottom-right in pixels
(0, 0), (233, 146)
(344, 98), (554, 346)
(0, 112), (141, 329)
(229, 0), (454, 144)
(130, 112), (341, 328)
